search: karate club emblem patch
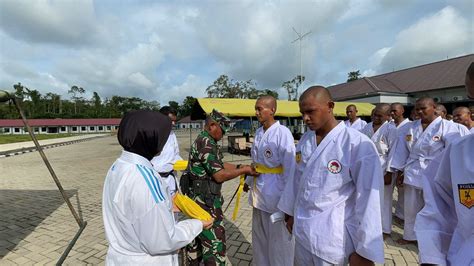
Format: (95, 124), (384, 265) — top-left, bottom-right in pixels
(458, 183), (474, 209)
(295, 151), (302, 163)
(405, 134), (412, 141)
(264, 149), (273, 158)
(432, 135), (441, 142)
(327, 160), (342, 174)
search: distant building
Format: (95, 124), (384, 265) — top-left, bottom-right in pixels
(175, 116), (204, 129)
(0, 118), (121, 135)
(328, 54), (473, 112)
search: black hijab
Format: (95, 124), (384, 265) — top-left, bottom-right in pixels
(118, 110), (172, 161)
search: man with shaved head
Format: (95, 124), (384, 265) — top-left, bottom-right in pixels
(391, 97), (470, 245)
(361, 103), (398, 238)
(415, 62), (474, 265)
(245, 95), (296, 265)
(278, 86), (384, 265)
(453, 106), (474, 133)
(387, 103), (411, 223)
(435, 103), (448, 119)
(344, 104), (368, 131)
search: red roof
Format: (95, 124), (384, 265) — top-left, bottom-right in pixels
(0, 118), (121, 127)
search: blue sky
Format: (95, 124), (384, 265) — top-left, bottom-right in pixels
(0, 0), (472, 104)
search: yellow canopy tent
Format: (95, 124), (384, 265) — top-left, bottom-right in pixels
(190, 98), (374, 119)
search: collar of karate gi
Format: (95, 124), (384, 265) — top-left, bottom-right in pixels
(119, 150), (154, 169)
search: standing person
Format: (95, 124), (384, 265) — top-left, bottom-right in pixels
(245, 95), (296, 266)
(361, 103), (398, 238)
(414, 62), (474, 265)
(390, 97), (470, 245)
(185, 109), (258, 266)
(435, 104), (448, 119)
(278, 86), (384, 265)
(388, 103), (411, 223)
(151, 106), (182, 195)
(453, 106), (474, 133)
(102, 110), (212, 265)
(344, 104), (368, 131)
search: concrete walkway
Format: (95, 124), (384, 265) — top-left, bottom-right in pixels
(0, 134), (419, 265)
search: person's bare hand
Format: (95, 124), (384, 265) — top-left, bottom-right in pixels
(349, 252), (374, 266)
(201, 218), (214, 230)
(243, 165), (259, 177)
(171, 194), (180, 213)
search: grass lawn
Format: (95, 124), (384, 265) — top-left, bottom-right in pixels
(0, 133), (82, 144)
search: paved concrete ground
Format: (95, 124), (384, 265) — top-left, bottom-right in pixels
(0, 132), (419, 265)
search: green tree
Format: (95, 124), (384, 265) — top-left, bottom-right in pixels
(347, 70), (361, 82)
(282, 75), (304, 101)
(206, 75), (261, 99)
(91, 91), (102, 117)
(168, 101), (180, 112)
(68, 85), (85, 115)
(261, 89), (279, 99)
(179, 96), (196, 117)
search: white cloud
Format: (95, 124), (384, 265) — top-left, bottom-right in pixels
(378, 6), (473, 72)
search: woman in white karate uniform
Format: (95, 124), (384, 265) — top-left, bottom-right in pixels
(102, 110), (212, 265)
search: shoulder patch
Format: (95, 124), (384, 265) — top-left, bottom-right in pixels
(458, 183), (474, 209)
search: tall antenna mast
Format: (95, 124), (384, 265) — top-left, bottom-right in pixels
(292, 27), (311, 99)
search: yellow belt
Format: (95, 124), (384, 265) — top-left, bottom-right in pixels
(232, 175), (245, 221)
(254, 163), (284, 174)
(173, 160), (188, 171)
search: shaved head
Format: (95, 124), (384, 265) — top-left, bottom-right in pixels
(453, 106), (470, 114)
(256, 95), (277, 110)
(375, 103), (391, 115)
(416, 97), (436, 106)
(453, 106), (473, 129)
(300, 86), (333, 102)
(391, 102), (404, 110)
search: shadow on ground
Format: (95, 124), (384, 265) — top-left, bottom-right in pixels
(0, 189), (77, 258)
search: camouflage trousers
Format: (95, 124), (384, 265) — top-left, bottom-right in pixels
(186, 195), (226, 266)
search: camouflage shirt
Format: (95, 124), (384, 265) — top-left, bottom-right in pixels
(189, 130), (224, 181)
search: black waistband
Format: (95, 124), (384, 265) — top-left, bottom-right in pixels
(159, 171), (175, 178)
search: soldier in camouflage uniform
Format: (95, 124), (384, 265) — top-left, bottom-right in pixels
(184, 109), (258, 266)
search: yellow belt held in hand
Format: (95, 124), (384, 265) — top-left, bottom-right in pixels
(254, 163), (284, 174)
(232, 175), (246, 221)
(174, 193), (212, 221)
(173, 160), (188, 171)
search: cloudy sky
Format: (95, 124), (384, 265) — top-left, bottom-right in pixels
(0, 0), (472, 104)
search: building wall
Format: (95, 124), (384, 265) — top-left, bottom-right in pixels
(0, 125), (119, 135)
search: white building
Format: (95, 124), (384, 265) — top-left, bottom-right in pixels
(0, 118), (121, 135)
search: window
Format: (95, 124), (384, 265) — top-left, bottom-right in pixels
(72, 126), (78, 132)
(61, 127), (66, 131)
(182, 125), (185, 129)
(107, 126), (111, 130)
(34, 127), (39, 133)
(4, 128), (10, 133)
(81, 126), (86, 131)
(98, 126), (103, 131)
(14, 128), (20, 133)
(42, 127), (47, 132)
(115, 126), (119, 130)
(90, 126), (95, 131)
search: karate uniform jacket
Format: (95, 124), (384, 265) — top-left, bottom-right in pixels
(247, 121), (296, 213)
(278, 122), (384, 264)
(151, 132), (182, 194)
(415, 134), (474, 265)
(344, 118), (367, 131)
(361, 121), (397, 172)
(390, 117), (470, 189)
(103, 151), (202, 265)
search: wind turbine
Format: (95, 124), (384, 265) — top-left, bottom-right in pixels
(292, 27), (311, 99)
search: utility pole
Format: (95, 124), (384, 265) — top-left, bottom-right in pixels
(292, 27), (311, 99)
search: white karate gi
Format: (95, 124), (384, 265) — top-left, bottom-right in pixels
(361, 121), (398, 234)
(151, 131), (182, 195)
(103, 151), (202, 265)
(415, 134), (474, 265)
(390, 117), (470, 240)
(278, 122), (384, 264)
(344, 118), (367, 131)
(470, 127), (474, 133)
(247, 121), (296, 266)
(388, 118), (411, 220)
